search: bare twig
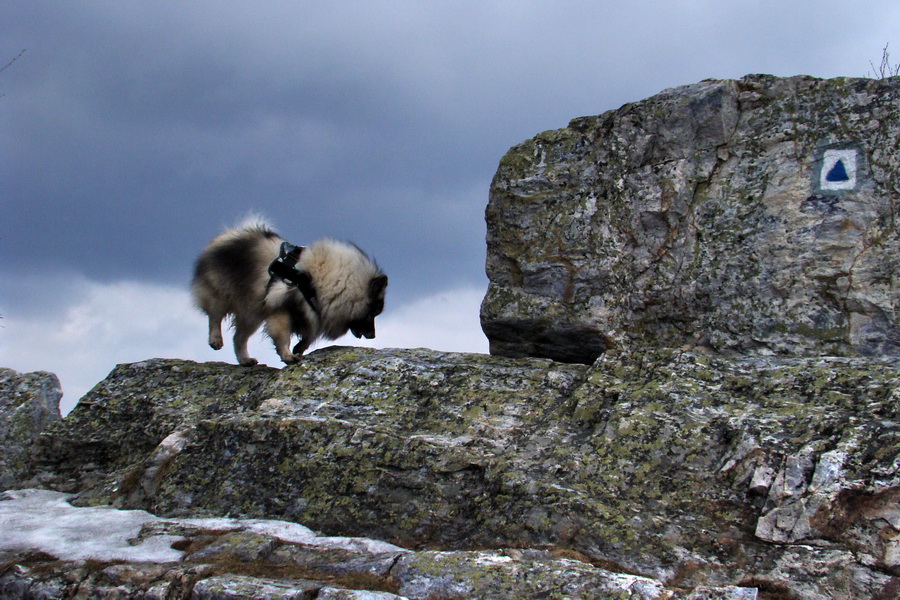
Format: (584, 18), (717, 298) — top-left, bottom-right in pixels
(869, 43), (900, 79)
(0, 48), (26, 74)
(0, 49), (26, 99)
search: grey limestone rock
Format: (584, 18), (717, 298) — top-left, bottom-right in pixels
(482, 75), (900, 363)
(391, 549), (669, 599)
(190, 575), (321, 599)
(15, 348), (900, 599)
(0, 368), (61, 489)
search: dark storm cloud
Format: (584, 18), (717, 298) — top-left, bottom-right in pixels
(2, 2), (495, 297)
(3, 0), (900, 302)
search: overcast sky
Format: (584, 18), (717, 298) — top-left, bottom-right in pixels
(3, 1), (899, 414)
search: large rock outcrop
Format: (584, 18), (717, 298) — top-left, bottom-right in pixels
(0, 368), (61, 489)
(4, 74), (900, 599)
(12, 348), (900, 599)
(482, 75), (900, 364)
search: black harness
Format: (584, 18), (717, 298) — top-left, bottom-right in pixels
(268, 242), (321, 315)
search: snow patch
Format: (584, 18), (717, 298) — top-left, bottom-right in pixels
(0, 488), (405, 564)
(0, 489), (183, 563)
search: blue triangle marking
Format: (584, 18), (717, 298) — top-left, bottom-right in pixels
(826, 159), (850, 182)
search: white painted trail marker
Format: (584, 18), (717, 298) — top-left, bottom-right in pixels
(819, 147), (859, 192)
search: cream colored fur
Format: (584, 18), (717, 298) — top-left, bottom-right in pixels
(298, 240), (383, 338)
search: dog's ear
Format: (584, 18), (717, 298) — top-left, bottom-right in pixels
(370, 274), (388, 296)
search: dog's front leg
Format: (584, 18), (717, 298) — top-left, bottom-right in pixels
(292, 338), (311, 357)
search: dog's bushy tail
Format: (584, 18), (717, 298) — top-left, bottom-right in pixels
(233, 213), (275, 235)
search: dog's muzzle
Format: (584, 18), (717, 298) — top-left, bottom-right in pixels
(351, 320), (376, 339)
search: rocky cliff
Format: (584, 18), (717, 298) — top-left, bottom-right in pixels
(482, 74), (900, 364)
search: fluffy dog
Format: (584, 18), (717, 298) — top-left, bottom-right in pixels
(191, 220), (387, 366)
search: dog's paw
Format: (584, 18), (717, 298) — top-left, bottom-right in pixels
(281, 353), (303, 365)
(208, 333), (224, 350)
(239, 357), (259, 366)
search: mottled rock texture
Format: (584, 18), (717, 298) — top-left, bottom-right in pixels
(18, 348), (900, 599)
(482, 75), (900, 363)
(0, 368), (61, 489)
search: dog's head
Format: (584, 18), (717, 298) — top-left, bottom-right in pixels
(348, 274), (388, 339)
(303, 239), (389, 341)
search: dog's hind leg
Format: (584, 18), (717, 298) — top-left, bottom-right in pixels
(266, 311), (301, 365)
(207, 313), (225, 350)
(233, 314), (263, 366)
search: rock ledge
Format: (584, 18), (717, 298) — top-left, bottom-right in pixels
(5, 347), (899, 599)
